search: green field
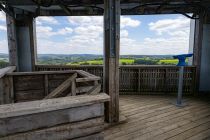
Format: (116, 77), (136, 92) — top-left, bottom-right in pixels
(67, 58), (180, 65)
(158, 59), (178, 65)
(67, 58), (135, 65)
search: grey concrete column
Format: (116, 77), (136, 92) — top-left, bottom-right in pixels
(6, 14), (37, 72)
(199, 14), (210, 93)
(103, 0), (120, 123)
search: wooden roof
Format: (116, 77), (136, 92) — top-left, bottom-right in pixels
(1, 0), (210, 17)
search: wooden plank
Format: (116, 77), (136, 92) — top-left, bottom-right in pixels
(0, 93), (110, 119)
(44, 73), (77, 99)
(76, 77), (100, 83)
(48, 73), (73, 80)
(0, 103), (104, 137)
(86, 84), (101, 95)
(71, 79), (76, 96)
(77, 70), (99, 78)
(14, 75), (44, 91)
(0, 66), (16, 78)
(104, 95), (210, 140)
(15, 90), (45, 102)
(0, 117), (104, 140)
(0, 79), (3, 104)
(8, 76), (14, 103)
(44, 74), (48, 96)
(73, 133), (104, 140)
(6, 70), (77, 76)
(76, 86), (94, 94)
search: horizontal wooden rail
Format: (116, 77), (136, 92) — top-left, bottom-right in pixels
(35, 65), (196, 95)
(0, 93), (109, 139)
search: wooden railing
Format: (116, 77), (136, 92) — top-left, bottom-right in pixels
(0, 63), (9, 69)
(0, 66), (16, 104)
(35, 65), (196, 95)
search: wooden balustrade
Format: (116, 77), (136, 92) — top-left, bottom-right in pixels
(0, 63), (9, 69)
(35, 65), (196, 95)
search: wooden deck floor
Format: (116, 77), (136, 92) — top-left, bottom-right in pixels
(104, 95), (210, 140)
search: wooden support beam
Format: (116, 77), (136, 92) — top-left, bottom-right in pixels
(104, 0), (120, 123)
(86, 84), (101, 95)
(6, 15), (18, 67)
(193, 12), (204, 92)
(44, 73), (77, 99)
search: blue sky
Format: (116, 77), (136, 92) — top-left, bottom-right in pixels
(0, 12), (191, 55)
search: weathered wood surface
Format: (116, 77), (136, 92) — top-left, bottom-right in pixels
(104, 95), (210, 140)
(104, 0), (120, 123)
(87, 84), (101, 95)
(0, 93), (109, 139)
(44, 73), (77, 99)
(0, 66), (16, 79)
(0, 118), (104, 140)
(0, 93), (109, 118)
(35, 65), (196, 95)
(0, 103), (103, 136)
(0, 67), (16, 104)
(73, 133), (104, 140)
(3, 70), (101, 102)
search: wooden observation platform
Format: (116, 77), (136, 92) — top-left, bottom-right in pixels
(0, 0), (210, 139)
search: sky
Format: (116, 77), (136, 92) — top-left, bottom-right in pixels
(0, 11), (191, 55)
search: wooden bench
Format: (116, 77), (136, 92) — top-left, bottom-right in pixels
(0, 93), (109, 140)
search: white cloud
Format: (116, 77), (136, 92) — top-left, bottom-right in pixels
(121, 16), (141, 28)
(67, 16), (141, 29)
(68, 16), (103, 26)
(36, 17), (59, 25)
(36, 15), (189, 55)
(37, 36), (103, 54)
(36, 26), (73, 38)
(149, 16), (190, 36)
(0, 11), (6, 22)
(0, 39), (8, 53)
(121, 30), (128, 37)
(0, 25), (6, 31)
(57, 27), (73, 35)
(74, 25), (103, 37)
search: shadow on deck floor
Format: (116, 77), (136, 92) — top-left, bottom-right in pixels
(104, 95), (210, 140)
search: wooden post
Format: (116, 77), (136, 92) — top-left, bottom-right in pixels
(193, 13), (204, 93)
(6, 14), (37, 72)
(6, 14), (18, 67)
(103, 0), (120, 123)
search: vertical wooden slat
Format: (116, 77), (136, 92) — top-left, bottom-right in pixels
(9, 76), (14, 103)
(0, 78), (3, 104)
(34, 65), (196, 95)
(44, 74), (49, 96)
(71, 79), (76, 96)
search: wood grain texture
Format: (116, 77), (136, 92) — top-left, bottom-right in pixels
(0, 93), (109, 118)
(0, 103), (104, 137)
(87, 84), (101, 95)
(0, 66), (16, 78)
(104, 95), (210, 140)
(35, 65), (196, 95)
(44, 73), (77, 99)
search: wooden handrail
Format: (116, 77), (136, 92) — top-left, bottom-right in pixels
(0, 66), (16, 78)
(35, 65), (196, 95)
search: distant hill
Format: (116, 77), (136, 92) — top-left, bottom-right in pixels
(0, 53), (177, 65)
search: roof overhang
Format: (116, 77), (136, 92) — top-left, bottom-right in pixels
(1, 0), (210, 17)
